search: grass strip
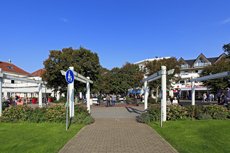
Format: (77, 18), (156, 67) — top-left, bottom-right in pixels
(149, 120), (230, 153)
(0, 122), (85, 153)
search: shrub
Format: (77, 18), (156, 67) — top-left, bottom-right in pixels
(136, 112), (160, 123)
(198, 113), (212, 120)
(167, 104), (187, 121)
(204, 104), (228, 118)
(148, 98), (160, 104)
(214, 112), (228, 120)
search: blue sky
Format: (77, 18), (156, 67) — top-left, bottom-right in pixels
(0, 0), (230, 73)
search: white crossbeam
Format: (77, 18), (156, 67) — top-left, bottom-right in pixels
(61, 70), (93, 84)
(188, 71), (230, 82)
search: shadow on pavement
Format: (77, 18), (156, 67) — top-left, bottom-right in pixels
(125, 107), (145, 114)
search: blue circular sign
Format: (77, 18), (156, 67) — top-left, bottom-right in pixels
(66, 70), (74, 83)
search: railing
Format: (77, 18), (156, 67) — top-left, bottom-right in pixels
(194, 63), (211, 67)
(181, 65), (189, 68)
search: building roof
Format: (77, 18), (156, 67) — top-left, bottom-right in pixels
(0, 61), (31, 75)
(178, 53), (227, 67)
(31, 69), (46, 77)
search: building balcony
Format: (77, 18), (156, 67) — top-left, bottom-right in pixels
(193, 63), (211, 67)
(181, 65), (189, 68)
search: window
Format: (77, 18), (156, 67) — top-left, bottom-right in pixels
(35, 72), (38, 74)
(140, 66), (142, 70)
(185, 71), (188, 75)
(7, 66), (14, 69)
(198, 70), (202, 73)
(11, 80), (14, 84)
(180, 71), (184, 74)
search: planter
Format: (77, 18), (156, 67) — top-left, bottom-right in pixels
(48, 98), (52, 102)
(32, 98), (37, 104)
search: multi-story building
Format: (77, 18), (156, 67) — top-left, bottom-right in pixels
(0, 60), (52, 101)
(173, 53), (227, 99)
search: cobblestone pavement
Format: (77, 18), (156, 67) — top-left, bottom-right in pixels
(59, 106), (178, 153)
(90, 106), (145, 118)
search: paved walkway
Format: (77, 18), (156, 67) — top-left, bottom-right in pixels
(59, 106), (178, 153)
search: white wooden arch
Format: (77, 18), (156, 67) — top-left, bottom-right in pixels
(61, 67), (93, 117)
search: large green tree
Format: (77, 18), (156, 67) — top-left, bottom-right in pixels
(201, 59), (230, 94)
(144, 57), (181, 98)
(42, 46), (101, 95)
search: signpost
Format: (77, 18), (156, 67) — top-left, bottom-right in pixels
(65, 69), (74, 131)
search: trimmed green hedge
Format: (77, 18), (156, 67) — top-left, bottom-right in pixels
(137, 104), (230, 123)
(0, 105), (94, 124)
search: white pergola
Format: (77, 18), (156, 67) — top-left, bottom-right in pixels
(61, 67), (93, 117)
(141, 66), (174, 123)
(0, 68), (46, 116)
(189, 71), (230, 105)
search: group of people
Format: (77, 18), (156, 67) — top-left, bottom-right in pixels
(167, 97), (179, 105)
(202, 93), (215, 102)
(104, 93), (116, 107)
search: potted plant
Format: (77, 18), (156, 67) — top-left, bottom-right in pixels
(9, 97), (12, 102)
(32, 97), (37, 104)
(48, 96), (52, 103)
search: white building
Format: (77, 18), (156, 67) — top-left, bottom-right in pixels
(173, 53), (227, 99)
(0, 60), (52, 101)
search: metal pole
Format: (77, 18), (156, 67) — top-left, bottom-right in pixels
(66, 84), (69, 130)
(69, 67), (74, 117)
(0, 69), (2, 116)
(161, 66), (167, 122)
(144, 76), (148, 111)
(191, 76), (195, 105)
(87, 77), (90, 113)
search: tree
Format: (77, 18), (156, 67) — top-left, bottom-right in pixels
(42, 46), (101, 96)
(144, 57), (181, 99)
(120, 62), (144, 93)
(201, 59), (230, 94)
(223, 43), (230, 58)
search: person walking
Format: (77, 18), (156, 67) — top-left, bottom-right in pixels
(106, 94), (110, 107)
(97, 94), (101, 105)
(202, 93), (207, 102)
(112, 93), (116, 107)
(217, 91), (221, 104)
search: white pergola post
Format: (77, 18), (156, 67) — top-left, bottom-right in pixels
(191, 76), (195, 105)
(86, 77), (90, 113)
(69, 67), (74, 117)
(161, 66), (167, 122)
(144, 76), (148, 110)
(0, 69), (3, 116)
(38, 83), (42, 108)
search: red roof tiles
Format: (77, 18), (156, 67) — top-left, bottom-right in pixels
(0, 61), (31, 75)
(31, 69), (46, 77)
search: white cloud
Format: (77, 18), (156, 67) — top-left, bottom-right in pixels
(220, 18), (230, 25)
(61, 18), (68, 22)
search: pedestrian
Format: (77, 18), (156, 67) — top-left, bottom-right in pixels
(209, 93), (212, 102)
(217, 91), (221, 104)
(97, 94), (101, 105)
(167, 98), (171, 105)
(202, 93), (207, 102)
(172, 97), (178, 104)
(15, 94), (19, 105)
(106, 94), (110, 107)
(112, 93), (116, 107)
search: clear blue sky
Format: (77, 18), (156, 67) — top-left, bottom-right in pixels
(0, 0), (230, 73)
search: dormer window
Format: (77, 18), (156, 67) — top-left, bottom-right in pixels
(35, 72), (38, 74)
(7, 66), (14, 69)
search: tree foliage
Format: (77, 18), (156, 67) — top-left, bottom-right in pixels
(42, 47), (101, 95)
(201, 59), (230, 93)
(223, 43), (230, 58)
(99, 62), (144, 94)
(144, 57), (181, 91)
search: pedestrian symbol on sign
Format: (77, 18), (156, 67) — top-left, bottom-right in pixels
(65, 70), (74, 84)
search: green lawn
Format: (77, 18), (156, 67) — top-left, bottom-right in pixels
(149, 120), (230, 153)
(0, 122), (85, 153)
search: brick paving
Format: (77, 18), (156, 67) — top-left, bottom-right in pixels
(59, 106), (178, 153)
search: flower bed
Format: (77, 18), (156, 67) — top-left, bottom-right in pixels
(0, 105), (94, 124)
(137, 104), (230, 123)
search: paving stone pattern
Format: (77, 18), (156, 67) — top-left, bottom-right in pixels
(59, 106), (178, 153)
